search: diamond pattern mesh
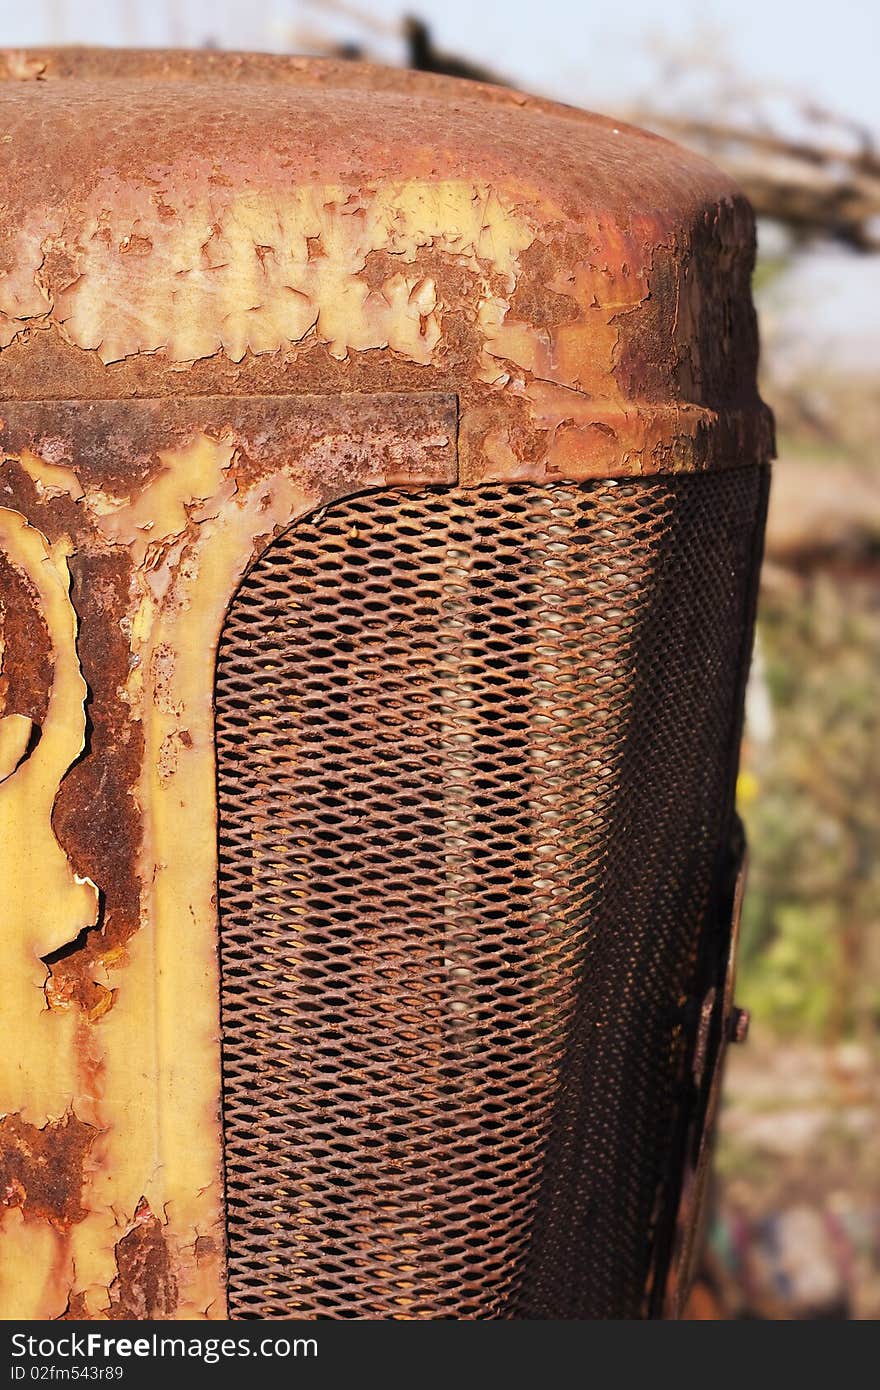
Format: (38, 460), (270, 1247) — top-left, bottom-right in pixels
(215, 470), (767, 1319)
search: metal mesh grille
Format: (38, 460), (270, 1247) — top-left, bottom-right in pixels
(215, 470), (766, 1319)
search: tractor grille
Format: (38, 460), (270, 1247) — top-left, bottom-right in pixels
(215, 470), (767, 1319)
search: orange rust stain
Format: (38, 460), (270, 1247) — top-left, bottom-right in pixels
(107, 1198), (178, 1320)
(0, 1112), (96, 1227)
(57, 1291), (91, 1319)
(50, 549), (144, 1016)
(0, 551), (54, 726)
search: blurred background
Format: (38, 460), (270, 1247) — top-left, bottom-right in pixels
(5, 0), (878, 1320)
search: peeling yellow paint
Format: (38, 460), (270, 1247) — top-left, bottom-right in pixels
(84, 438), (356, 1316)
(0, 711), (32, 783)
(0, 1210), (72, 1320)
(89, 436), (236, 562)
(0, 405), (456, 1317)
(19, 449), (85, 502)
(0, 181), (537, 366)
(0, 509), (99, 1125)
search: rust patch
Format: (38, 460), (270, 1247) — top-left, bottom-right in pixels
(459, 386), (551, 481)
(0, 458), (83, 546)
(505, 234), (585, 330)
(359, 246), (477, 308)
(614, 202), (761, 412)
(2, 404), (181, 496)
(0, 1112), (96, 1227)
(50, 550), (143, 1014)
(107, 1198), (178, 1320)
(58, 1291), (90, 1319)
(0, 394), (458, 503)
(0, 551), (54, 726)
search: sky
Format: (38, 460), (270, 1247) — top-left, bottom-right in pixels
(2, 0), (878, 364)
(6, 0), (875, 133)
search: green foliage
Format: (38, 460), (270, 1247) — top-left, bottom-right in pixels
(737, 565), (880, 1039)
(739, 902), (838, 1035)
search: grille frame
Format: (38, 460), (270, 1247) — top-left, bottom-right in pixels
(215, 467), (769, 1320)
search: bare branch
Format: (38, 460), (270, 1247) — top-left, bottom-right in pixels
(299, 0), (402, 40)
(626, 112), (880, 252)
(291, 9), (880, 252)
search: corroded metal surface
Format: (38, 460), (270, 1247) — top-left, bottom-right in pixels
(0, 391), (456, 1319)
(0, 50), (773, 481)
(0, 1112), (97, 1226)
(0, 51), (771, 1320)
